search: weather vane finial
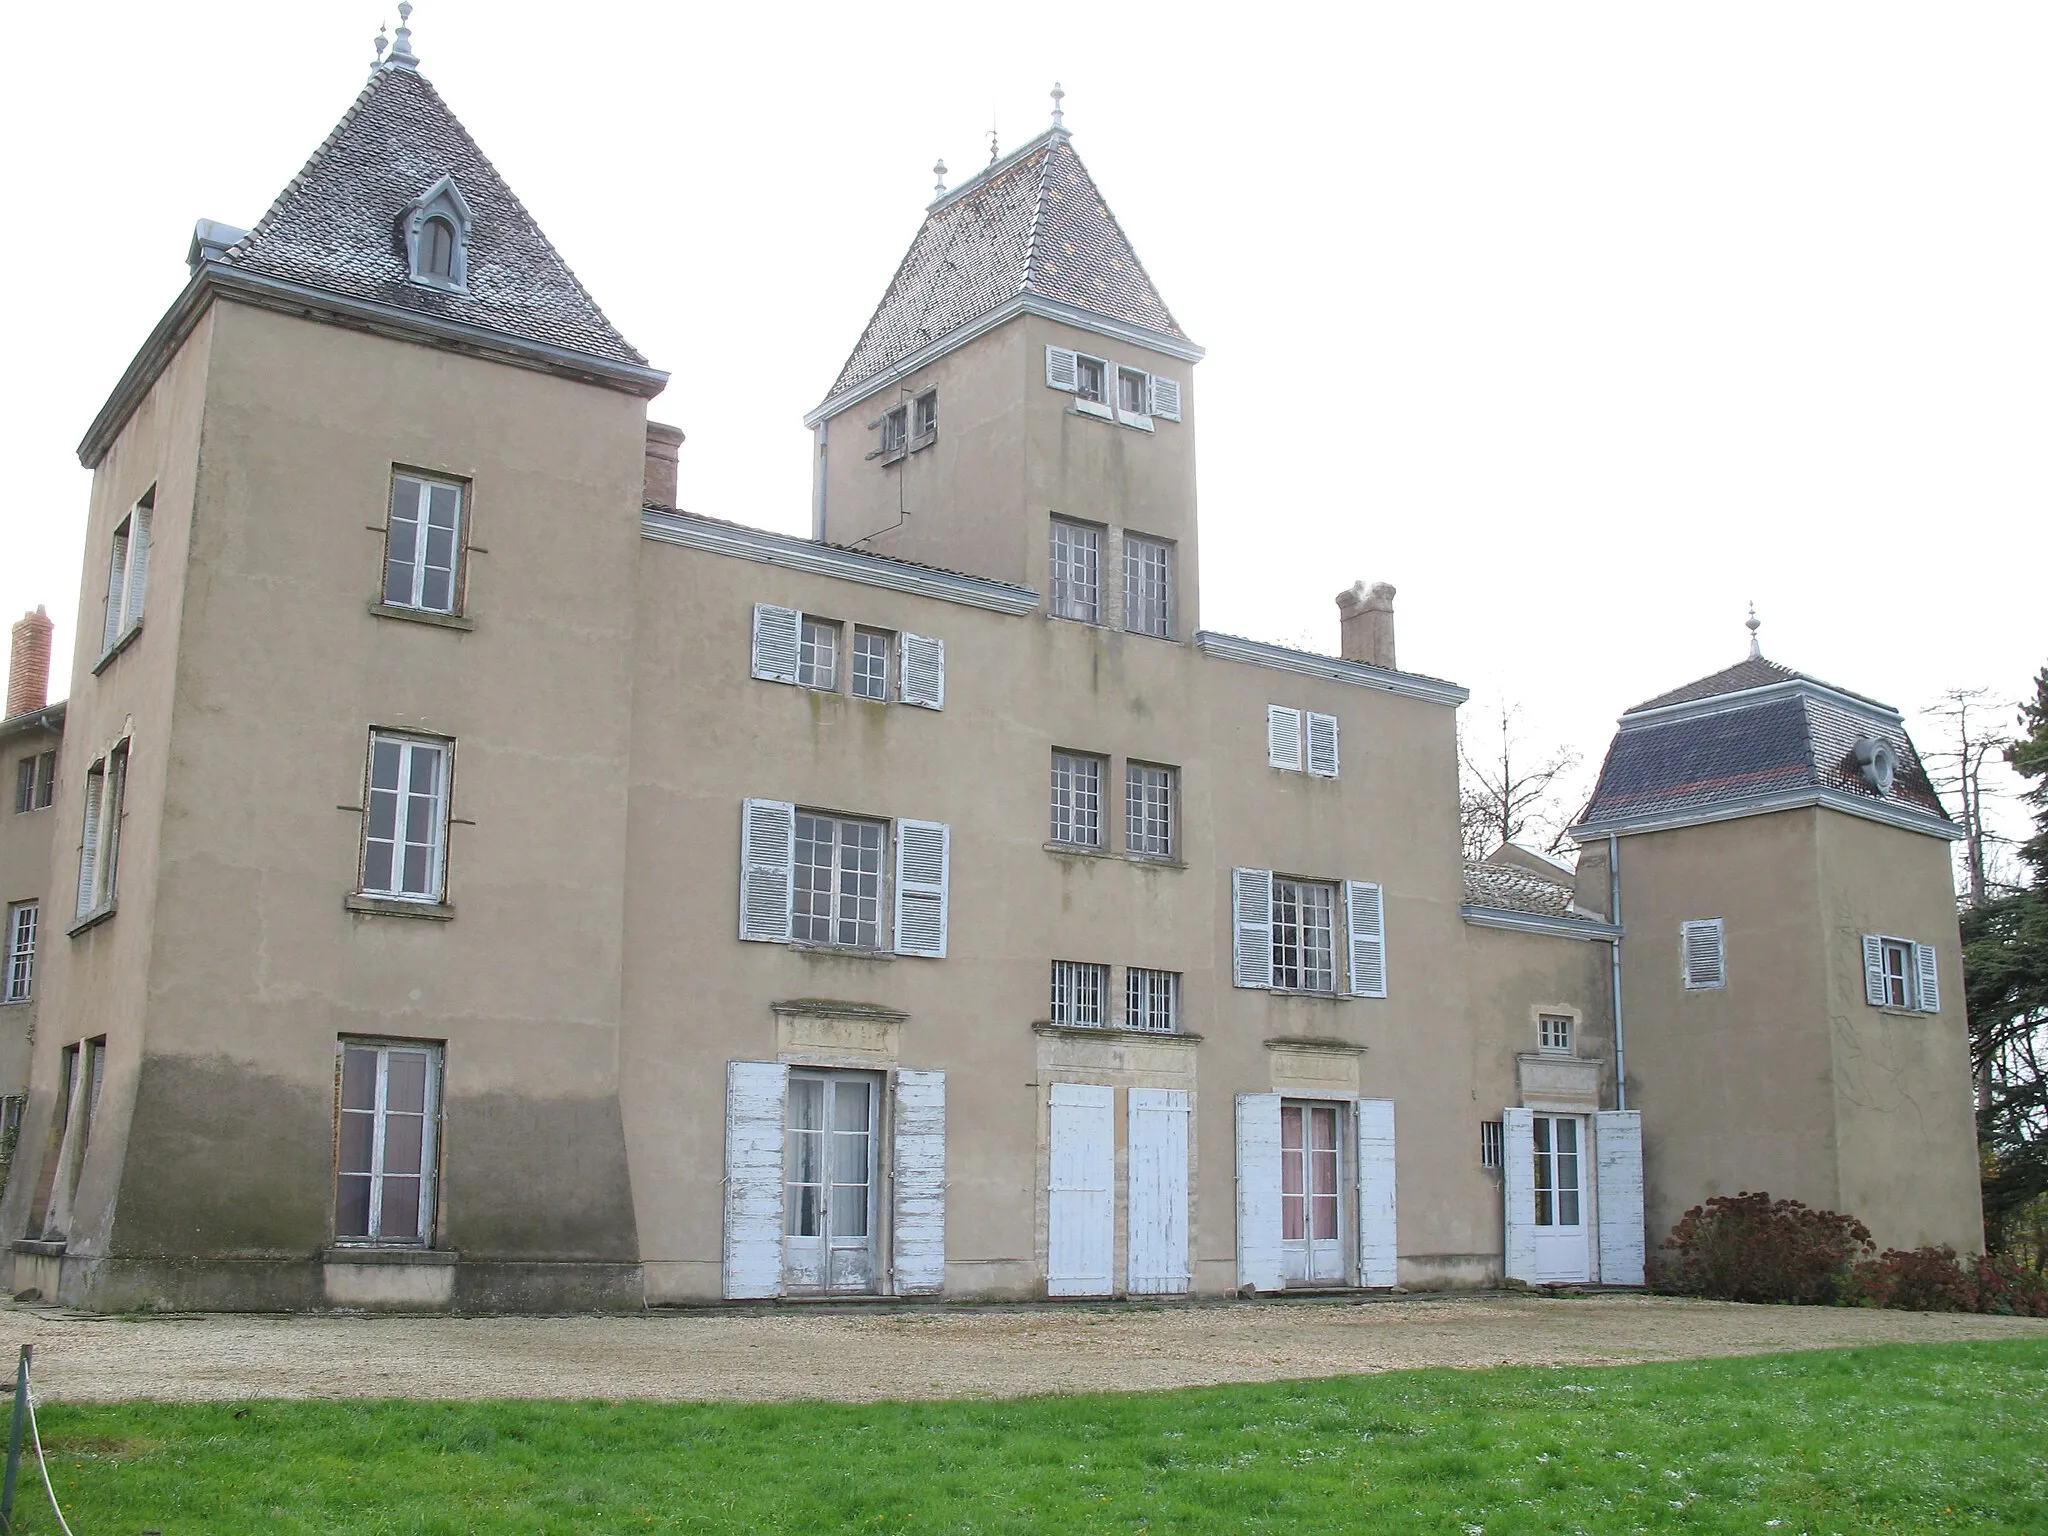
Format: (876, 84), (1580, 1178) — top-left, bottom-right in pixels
(987, 118), (999, 165)
(372, 19), (389, 70)
(1746, 600), (1762, 659)
(386, 0), (420, 69)
(933, 158), (948, 197)
(1051, 82), (1065, 132)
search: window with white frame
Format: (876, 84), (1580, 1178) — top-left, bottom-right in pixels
(1050, 519), (1102, 622)
(1272, 877), (1338, 993)
(852, 628), (891, 700)
(383, 473), (464, 615)
(334, 1039), (442, 1246)
(1480, 1120), (1504, 1169)
(1050, 751), (1104, 847)
(4, 902), (35, 1003)
(1117, 367), (1152, 426)
(361, 732), (450, 903)
(75, 741), (128, 920)
(793, 812), (885, 948)
(911, 391), (938, 448)
(1125, 762), (1175, 858)
(101, 491), (153, 655)
(1681, 918), (1725, 990)
(753, 606), (943, 709)
(1539, 1013), (1573, 1054)
(878, 406), (908, 460)
(799, 617), (841, 691)
(1863, 934), (1940, 1013)
(1123, 534), (1172, 638)
(14, 752), (55, 814)
(1050, 960), (1109, 1026)
(1075, 355), (1108, 409)
(1126, 967), (1179, 1032)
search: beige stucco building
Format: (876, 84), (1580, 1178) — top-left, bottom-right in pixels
(0, 32), (1981, 1311)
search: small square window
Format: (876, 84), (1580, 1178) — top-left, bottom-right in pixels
(1050, 960), (1109, 1026)
(1050, 751), (1104, 847)
(1480, 1120), (1504, 1169)
(799, 618), (840, 691)
(852, 629), (891, 700)
(1075, 356), (1107, 406)
(1539, 1014), (1572, 1055)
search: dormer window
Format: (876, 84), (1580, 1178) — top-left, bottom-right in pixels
(400, 177), (472, 292)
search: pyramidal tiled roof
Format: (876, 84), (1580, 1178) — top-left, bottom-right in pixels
(1627, 655), (1891, 715)
(826, 131), (1186, 400)
(221, 63), (645, 367)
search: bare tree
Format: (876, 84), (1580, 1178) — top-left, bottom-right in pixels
(1458, 702), (1583, 862)
(1923, 688), (2012, 908)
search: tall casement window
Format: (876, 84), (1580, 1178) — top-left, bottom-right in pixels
(1050, 751), (1105, 847)
(75, 741), (129, 920)
(739, 800), (949, 958)
(1049, 959), (1109, 1026)
(793, 813), (885, 949)
(1126, 967), (1180, 1033)
(1125, 763), (1176, 859)
(4, 902), (35, 1003)
(101, 491), (153, 655)
(1049, 518), (1102, 622)
(1532, 1115), (1582, 1229)
(1233, 868), (1386, 997)
(14, 751), (56, 814)
(1123, 534), (1173, 638)
(383, 473), (464, 615)
(334, 1039), (442, 1246)
(360, 732), (451, 903)
(799, 618), (841, 691)
(1862, 934), (1941, 1013)
(1272, 877), (1338, 993)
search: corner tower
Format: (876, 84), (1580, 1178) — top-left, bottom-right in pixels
(805, 95), (1205, 631)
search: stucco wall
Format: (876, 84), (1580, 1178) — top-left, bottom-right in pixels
(0, 717), (63, 1105)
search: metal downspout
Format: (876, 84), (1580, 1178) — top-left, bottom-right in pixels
(1609, 831), (1627, 1111)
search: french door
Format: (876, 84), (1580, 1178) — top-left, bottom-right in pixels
(784, 1070), (880, 1294)
(1281, 1101), (1345, 1284)
(1531, 1113), (1589, 1282)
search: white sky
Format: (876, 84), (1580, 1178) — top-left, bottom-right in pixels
(3, 3), (2041, 864)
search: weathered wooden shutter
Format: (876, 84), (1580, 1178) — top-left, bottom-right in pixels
(1048, 1082), (1114, 1296)
(751, 603), (802, 684)
(723, 1060), (787, 1299)
(127, 511), (152, 625)
(1127, 1088), (1191, 1295)
(76, 775), (102, 919)
(738, 799), (795, 942)
(1862, 934), (1887, 1006)
(1593, 1109), (1645, 1285)
(1501, 1107), (1537, 1283)
(1355, 1097), (1398, 1286)
(1914, 943), (1940, 1013)
(1306, 712), (1340, 778)
(1681, 919), (1724, 989)
(1346, 880), (1387, 998)
(1235, 1093), (1285, 1292)
(1266, 705), (1303, 771)
(1045, 346), (1080, 391)
(893, 819), (949, 957)
(1232, 867), (1273, 989)
(1148, 375), (1182, 421)
(899, 632), (945, 710)
(102, 530), (128, 653)
(892, 1068), (947, 1295)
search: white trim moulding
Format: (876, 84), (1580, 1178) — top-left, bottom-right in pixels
(1194, 632), (1469, 708)
(1570, 787), (1962, 845)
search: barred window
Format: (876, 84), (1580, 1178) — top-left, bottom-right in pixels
(1126, 967), (1179, 1033)
(1050, 751), (1104, 847)
(799, 618), (840, 691)
(1272, 877), (1337, 993)
(1125, 763), (1175, 858)
(793, 813), (885, 948)
(1123, 534), (1172, 638)
(1050, 960), (1109, 1027)
(1050, 519), (1101, 622)
(1480, 1120), (1504, 1169)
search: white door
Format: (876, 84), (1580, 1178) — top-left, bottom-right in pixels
(1127, 1088), (1190, 1296)
(1281, 1101), (1345, 1285)
(784, 1071), (880, 1294)
(1531, 1113), (1589, 1282)
(1048, 1083), (1115, 1296)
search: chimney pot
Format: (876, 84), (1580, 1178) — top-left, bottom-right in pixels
(8, 606), (54, 718)
(1335, 581), (1397, 670)
(643, 421), (685, 509)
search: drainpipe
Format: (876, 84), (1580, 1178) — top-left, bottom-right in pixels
(1608, 831), (1627, 1112)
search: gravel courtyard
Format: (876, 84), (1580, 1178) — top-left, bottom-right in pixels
(8, 1293), (2045, 1403)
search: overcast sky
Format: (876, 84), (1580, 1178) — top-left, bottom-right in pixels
(3, 3), (2041, 867)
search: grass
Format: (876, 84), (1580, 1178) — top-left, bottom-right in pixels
(7, 1340), (2046, 1534)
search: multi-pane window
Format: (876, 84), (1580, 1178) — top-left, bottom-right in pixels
(75, 742), (129, 919)
(1050, 519), (1102, 622)
(4, 903), (35, 1003)
(1272, 877), (1337, 993)
(1117, 367), (1149, 418)
(1532, 1116), (1582, 1227)
(334, 1039), (441, 1246)
(784, 1072), (876, 1251)
(1879, 938), (1913, 1008)
(852, 629), (891, 700)
(1049, 960), (1109, 1027)
(361, 733), (450, 902)
(793, 813), (885, 948)
(1281, 1103), (1341, 1245)
(1126, 967), (1179, 1033)
(383, 474), (463, 614)
(1125, 763), (1175, 858)
(101, 493), (153, 653)
(1075, 355), (1108, 406)
(879, 406), (908, 457)
(1480, 1120), (1505, 1169)
(1539, 1014), (1573, 1054)
(1123, 534), (1172, 637)
(14, 752), (56, 814)
(799, 618), (840, 690)
(1050, 751), (1104, 847)
(911, 391), (938, 446)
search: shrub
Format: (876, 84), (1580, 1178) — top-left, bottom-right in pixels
(1845, 1246), (1980, 1312)
(1652, 1192), (1872, 1304)
(1971, 1251), (2048, 1318)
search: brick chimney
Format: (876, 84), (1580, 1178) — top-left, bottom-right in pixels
(7, 606), (53, 718)
(644, 422), (685, 509)
(1335, 581), (1397, 670)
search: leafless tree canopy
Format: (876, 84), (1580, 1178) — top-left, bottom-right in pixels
(1923, 687), (2014, 908)
(1458, 702), (1584, 862)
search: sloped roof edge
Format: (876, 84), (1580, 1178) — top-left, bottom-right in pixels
(1569, 787), (1962, 844)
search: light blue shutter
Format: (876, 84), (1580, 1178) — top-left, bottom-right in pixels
(1862, 934), (1887, 1006)
(1594, 1110), (1645, 1285)
(1356, 1098), (1398, 1286)
(723, 1061), (787, 1299)
(892, 1069), (947, 1294)
(1045, 346), (1079, 391)
(1914, 943), (1940, 1013)
(1502, 1108), (1537, 1282)
(899, 633), (945, 710)
(1234, 1093), (1284, 1292)
(1147, 375), (1182, 421)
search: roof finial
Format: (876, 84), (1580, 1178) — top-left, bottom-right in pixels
(386, 0), (419, 70)
(933, 158), (947, 197)
(372, 20), (388, 70)
(1051, 81), (1066, 132)
(987, 120), (999, 165)
(1746, 600), (1762, 659)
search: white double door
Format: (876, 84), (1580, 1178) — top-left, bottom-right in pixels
(1046, 1083), (1190, 1297)
(1530, 1112), (1589, 1283)
(783, 1070), (880, 1294)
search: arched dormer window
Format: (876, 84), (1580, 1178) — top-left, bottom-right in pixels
(400, 177), (473, 292)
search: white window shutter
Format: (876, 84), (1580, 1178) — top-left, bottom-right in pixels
(893, 819), (949, 957)
(1681, 919), (1725, 990)
(1914, 943), (1940, 1013)
(1346, 880), (1387, 998)
(1266, 705), (1303, 772)
(899, 632), (945, 710)
(1306, 712), (1339, 778)
(1862, 934), (1887, 1006)
(750, 603), (801, 684)
(1148, 374), (1182, 421)
(1355, 1097), (1398, 1287)
(127, 512), (152, 626)
(1048, 1082), (1114, 1296)
(102, 532), (128, 654)
(1594, 1110), (1645, 1286)
(1127, 1088), (1191, 1295)
(723, 1060), (787, 1299)
(1045, 345), (1079, 392)
(1232, 867), (1273, 989)
(76, 778), (102, 919)
(1501, 1107), (1537, 1283)
(738, 799), (795, 943)
(1234, 1093), (1285, 1293)
(891, 1068), (947, 1295)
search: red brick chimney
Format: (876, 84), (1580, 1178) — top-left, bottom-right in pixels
(7, 607), (53, 718)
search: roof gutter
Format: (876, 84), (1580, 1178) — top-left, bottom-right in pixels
(0, 702), (66, 746)
(1570, 786), (1963, 844)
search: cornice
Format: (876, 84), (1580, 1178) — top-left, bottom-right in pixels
(1460, 905), (1622, 943)
(1569, 787), (1962, 844)
(1193, 632), (1469, 707)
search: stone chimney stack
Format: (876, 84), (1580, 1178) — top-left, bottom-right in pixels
(643, 422), (685, 509)
(1335, 581), (1397, 670)
(7, 606), (54, 718)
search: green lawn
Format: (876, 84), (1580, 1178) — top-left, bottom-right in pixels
(8, 1340), (2045, 1534)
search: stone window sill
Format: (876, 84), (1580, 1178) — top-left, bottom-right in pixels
(1268, 987), (1347, 1002)
(369, 602), (475, 632)
(1032, 1021), (1202, 1044)
(68, 904), (117, 938)
(788, 942), (894, 962)
(322, 1246), (459, 1266)
(346, 893), (456, 921)
(91, 622), (142, 675)
(1068, 401), (1113, 421)
(0, 997), (31, 1007)
(1044, 839), (1110, 858)
(10, 1239), (66, 1258)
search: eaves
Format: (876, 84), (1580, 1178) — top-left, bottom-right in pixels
(1461, 905), (1622, 943)
(0, 702), (66, 746)
(1569, 787), (1962, 845)
(1194, 632), (1469, 708)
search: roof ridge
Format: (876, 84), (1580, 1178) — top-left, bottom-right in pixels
(239, 73), (384, 253)
(1019, 137), (1056, 297)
